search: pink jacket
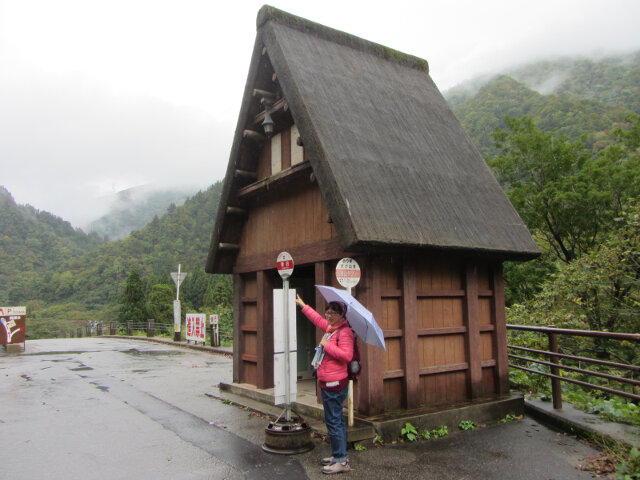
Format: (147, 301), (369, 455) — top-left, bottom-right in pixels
(301, 305), (354, 383)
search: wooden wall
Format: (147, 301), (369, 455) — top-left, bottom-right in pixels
(237, 180), (338, 260)
(356, 255), (508, 416)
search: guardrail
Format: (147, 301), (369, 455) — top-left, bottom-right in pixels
(507, 324), (640, 409)
(75, 320), (234, 346)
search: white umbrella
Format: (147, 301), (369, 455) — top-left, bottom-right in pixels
(315, 285), (385, 350)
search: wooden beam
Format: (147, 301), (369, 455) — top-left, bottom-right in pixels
(243, 129), (265, 142)
(226, 206), (248, 217)
(218, 243), (240, 251)
(402, 260), (419, 409)
(491, 262), (510, 395)
(253, 88), (276, 100)
(234, 169), (258, 181)
(233, 238), (344, 274)
(237, 161), (310, 200)
(464, 263), (483, 399)
(256, 270), (274, 389)
(252, 98), (289, 125)
(233, 274), (243, 383)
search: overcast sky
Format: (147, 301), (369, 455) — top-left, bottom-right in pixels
(2, 0), (640, 228)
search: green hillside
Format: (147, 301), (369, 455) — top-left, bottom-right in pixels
(6, 181), (224, 311)
(448, 75), (630, 158)
(0, 186), (105, 304)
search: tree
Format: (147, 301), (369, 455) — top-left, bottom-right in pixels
(492, 116), (596, 263)
(119, 270), (147, 324)
(146, 284), (175, 323)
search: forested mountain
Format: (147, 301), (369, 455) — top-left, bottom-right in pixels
(446, 51), (640, 157)
(87, 185), (196, 240)
(0, 186), (105, 304)
(6, 181), (224, 312)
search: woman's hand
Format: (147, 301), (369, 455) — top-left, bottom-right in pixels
(296, 294), (306, 308)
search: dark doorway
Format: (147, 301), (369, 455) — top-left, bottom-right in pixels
(289, 266), (316, 380)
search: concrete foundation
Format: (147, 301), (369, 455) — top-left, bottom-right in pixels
(3, 344), (24, 354)
(219, 381), (524, 445)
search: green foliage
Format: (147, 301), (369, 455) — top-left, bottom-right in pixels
(615, 447), (640, 480)
(354, 444), (367, 451)
(458, 420), (476, 431)
(119, 270), (147, 323)
(400, 422), (418, 442)
(500, 414), (520, 423)
(431, 425), (449, 438)
(146, 284), (175, 323)
(564, 390), (640, 427)
(26, 302), (95, 339)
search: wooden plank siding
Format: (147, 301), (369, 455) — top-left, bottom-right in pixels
(237, 180), (337, 260)
(363, 256), (506, 414)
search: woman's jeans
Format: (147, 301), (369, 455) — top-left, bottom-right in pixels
(321, 386), (348, 462)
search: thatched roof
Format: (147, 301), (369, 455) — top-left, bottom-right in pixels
(206, 6), (539, 274)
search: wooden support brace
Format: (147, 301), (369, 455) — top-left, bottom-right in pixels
(243, 129), (265, 142)
(218, 243), (240, 251)
(226, 206), (248, 216)
(234, 169), (258, 180)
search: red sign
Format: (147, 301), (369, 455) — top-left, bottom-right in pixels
(1, 315), (25, 345)
(336, 258), (361, 289)
(277, 251), (294, 279)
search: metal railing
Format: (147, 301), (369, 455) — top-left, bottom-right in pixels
(77, 319), (234, 346)
(507, 324), (640, 409)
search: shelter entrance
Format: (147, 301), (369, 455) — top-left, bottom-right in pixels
(289, 266), (316, 381)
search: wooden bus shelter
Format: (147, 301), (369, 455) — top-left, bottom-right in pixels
(205, 6), (540, 417)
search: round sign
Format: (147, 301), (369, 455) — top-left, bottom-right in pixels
(336, 258), (361, 289)
(276, 251), (294, 279)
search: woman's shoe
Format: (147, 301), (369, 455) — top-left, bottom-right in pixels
(322, 461), (350, 474)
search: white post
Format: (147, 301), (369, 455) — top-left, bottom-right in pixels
(283, 277), (291, 422)
(176, 264), (181, 300)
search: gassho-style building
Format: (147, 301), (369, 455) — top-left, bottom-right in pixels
(205, 6), (540, 420)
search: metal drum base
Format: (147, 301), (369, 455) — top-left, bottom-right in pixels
(262, 418), (314, 455)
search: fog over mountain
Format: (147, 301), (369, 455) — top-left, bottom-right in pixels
(2, 0), (640, 229)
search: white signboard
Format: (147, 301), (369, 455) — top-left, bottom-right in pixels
(273, 289), (297, 353)
(173, 300), (181, 333)
(336, 258), (361, 290)
(0, 306), (26, 316)
(170, 271), (188, 286)
(276, 251), (294, 279)
(209, 314), (219, 325)
(273, 289), (297, 404)
(274, 352), (298, 405)
(185, 313), (206, 343)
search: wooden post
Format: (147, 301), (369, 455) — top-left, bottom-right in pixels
(256, 270), (274, 389)
(357, 257), (384, 416)
(233, 274), (243, 384)
(97, 323), (103, 336)
(402, 260), (419, 409)
(77, 328), (82, 338)
(491, 263), (511, 395)
(126, 321), (132, 336)
(464, 263), (482, 399)
(548, 325), (562, 409)
(147, 319), (155, 337)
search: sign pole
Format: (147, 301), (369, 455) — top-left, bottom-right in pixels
(336, 258), (362, 428)
(283, 275), (291, 422)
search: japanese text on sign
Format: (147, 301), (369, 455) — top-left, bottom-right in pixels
(185, 313), (206, 343)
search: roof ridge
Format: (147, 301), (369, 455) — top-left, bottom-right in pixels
(257, 5), (429, 74)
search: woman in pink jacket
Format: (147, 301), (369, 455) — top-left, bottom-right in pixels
(296, 294), (354, 475)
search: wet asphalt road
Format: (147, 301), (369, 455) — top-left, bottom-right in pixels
(1, 338), (603, 479)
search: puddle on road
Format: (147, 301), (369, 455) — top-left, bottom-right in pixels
(20, 374), (33, 381)
(121, 348), (185, 357)
(70, 366), (94, 371)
